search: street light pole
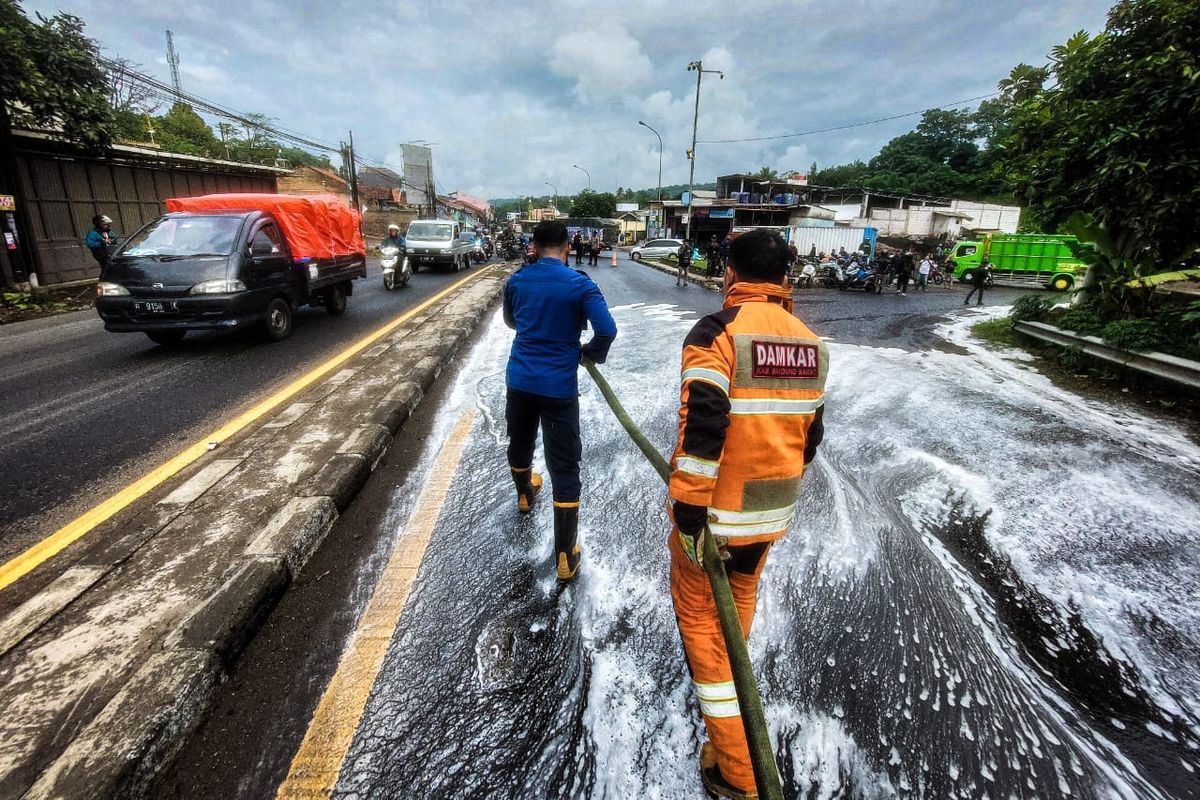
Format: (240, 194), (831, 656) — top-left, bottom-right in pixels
(637, 120), (662, 204)
(685, 60), (723, 245)
(544, 181), (558, 218)
(572, 164), (591, 191)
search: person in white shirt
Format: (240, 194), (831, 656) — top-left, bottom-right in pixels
(917, 256), (933, 291)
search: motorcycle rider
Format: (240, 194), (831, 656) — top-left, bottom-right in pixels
(381, 223), (405, 252)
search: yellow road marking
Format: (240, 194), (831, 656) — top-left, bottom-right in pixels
(0, 268), (495, 593)
(276, 407), (477, 798)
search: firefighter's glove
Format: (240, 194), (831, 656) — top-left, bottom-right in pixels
(674, 501), (709, 567)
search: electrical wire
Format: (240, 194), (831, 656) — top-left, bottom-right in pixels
(697, 91), (1001, 144)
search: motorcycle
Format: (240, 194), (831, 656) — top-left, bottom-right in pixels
(836, 263), (878, 292)
(381, 245), (411, 290)
(791, 261), (817, 289)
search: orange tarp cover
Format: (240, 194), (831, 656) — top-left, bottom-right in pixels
(165, 193), (365, 261)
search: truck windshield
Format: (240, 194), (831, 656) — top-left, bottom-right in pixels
(408, 223), (454, 241)
(121, 216), (241, 258)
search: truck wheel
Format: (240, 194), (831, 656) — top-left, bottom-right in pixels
(325, 284), (348, 316)
(411, 260), (420, 274)
(264, 298), (293, 341)
(146, 330), (186, 346)
(1051, 275), (1074, 291)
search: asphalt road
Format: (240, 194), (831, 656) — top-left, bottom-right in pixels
(159, 253), (1200, 800)
(0, 259), (479, 562)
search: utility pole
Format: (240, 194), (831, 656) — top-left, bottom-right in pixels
(165, 31), (182, 102)
(427, 160), (435, 217)
(347, 131), (360, 213)
(685, 60), (723, 245)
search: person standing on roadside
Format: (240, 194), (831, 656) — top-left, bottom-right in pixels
(894, 251), (913, 295)
(572, 231), (585, 266)
(964, 258), (990, 306)
(916, 255), (932, 291)
(588, 231), (601, 266)
(720, 234), (732, 277)
(676, 239), (692, 287)
(86, 215), (118, 274)
(503, 221), (617, 582)
(668, 229), (827, 800)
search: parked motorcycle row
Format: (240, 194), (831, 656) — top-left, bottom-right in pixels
(796, 252), (961, 294)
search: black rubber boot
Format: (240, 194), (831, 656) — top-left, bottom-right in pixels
(553, 502), (581, 581)
(510, 467), (542, 514)
(700, 743), (758, 799)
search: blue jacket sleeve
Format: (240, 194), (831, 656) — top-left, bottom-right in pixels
(85, 230), (103, 250)
(502, 280), (516, 330)
(579, 277), (616, 363)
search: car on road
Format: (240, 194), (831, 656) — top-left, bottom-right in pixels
(629, 238), (685, 261)
(406, 220), (475, 272)
(96, 194), (366, 345)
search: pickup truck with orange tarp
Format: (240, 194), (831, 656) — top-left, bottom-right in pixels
(95, 193), (366, 344)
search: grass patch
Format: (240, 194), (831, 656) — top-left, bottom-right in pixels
(970, 318), (1018, 347)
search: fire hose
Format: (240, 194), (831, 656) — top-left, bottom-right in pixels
(583, 359), (784, 800)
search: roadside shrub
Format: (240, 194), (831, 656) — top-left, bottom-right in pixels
(1009, 294), (1056, 322)
(1056, 345), (1091, 371)
(1056, 303), (1107, 336)
(1100, 319), (1167, 353)
(970, 318), (1017, 347)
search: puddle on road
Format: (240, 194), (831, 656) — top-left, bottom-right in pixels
(334, 305), (1200, 799)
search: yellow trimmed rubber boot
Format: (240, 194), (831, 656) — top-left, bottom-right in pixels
(510, 467), (543, 514)
(553, 501), (581, 581)
(700, 742), (757, 799)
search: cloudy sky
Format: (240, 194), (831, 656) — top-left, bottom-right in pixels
(28, 0), (1112, 201)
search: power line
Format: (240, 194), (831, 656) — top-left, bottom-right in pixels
(697, 91), (1001, 144)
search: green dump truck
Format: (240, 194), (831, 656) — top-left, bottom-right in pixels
(949, 233), (1084, 291)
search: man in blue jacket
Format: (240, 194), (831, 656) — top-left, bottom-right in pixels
(504, 220), (617, 581)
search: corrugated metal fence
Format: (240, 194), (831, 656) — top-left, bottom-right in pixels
(16, 150), (276, 286)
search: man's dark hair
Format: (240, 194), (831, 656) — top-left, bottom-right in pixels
(533, 220), (568, 248)
(728, 229), (788, 282)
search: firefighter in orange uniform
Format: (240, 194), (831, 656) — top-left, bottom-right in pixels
(668, 229), (828, 799)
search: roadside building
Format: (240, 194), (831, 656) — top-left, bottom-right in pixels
(278, 164), (349, 198)
(357, 166), (407, 211)
(2, 129), (285, 288)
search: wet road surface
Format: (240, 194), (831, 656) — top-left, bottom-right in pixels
(0, 261), (470, 560)
(167, 256), (1200, 798)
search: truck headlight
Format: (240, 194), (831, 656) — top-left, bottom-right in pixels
(189, 279), (247, 294)
(96, 282), (129, 296)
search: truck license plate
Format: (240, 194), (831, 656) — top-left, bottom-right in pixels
(134, 301), (177, 313)
(419, 255), (433, 261)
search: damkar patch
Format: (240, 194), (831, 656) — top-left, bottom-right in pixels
(751, 340), (820, 379)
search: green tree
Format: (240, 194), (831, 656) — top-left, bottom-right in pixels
(569, 190), (617, 218)
(155, 102), (221, 157)
(998, 0), (1200, 265)
(0, 0), (113, 149)
(811, 159), (870, 187)
(753, 166), (779, 180)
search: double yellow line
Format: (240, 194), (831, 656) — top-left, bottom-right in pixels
(0, 267), (494, 593)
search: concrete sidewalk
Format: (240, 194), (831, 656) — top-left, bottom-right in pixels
(0, 266), (508, 799)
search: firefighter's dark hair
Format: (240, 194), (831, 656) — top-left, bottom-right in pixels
(729, 229), (788, 282)
(533, 220), (568, 248)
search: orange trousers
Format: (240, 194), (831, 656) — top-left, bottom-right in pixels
(668, 529), (772, 794)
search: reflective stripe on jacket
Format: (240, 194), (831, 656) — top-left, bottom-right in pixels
(669, 282), (828, 544)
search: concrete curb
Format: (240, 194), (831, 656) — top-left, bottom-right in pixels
(1, 265), (512, 799)
(1013, 319), (1200, 390)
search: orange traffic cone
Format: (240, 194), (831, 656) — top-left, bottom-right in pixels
(611, 247), (619, 267)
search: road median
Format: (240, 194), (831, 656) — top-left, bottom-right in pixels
(0, 265), (510, 799)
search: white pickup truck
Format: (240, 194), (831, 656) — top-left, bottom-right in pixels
(405, 219), (476, 272)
